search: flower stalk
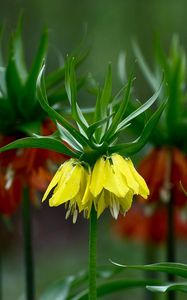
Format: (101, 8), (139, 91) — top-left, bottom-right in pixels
(22, 188), (35, 300)
(89, 205), (97, 300)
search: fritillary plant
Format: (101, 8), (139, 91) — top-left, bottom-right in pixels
(0, 55), (166, 299)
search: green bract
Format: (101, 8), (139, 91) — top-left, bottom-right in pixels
(0, 18), (86, 136)
(133, 36), (187, 148)
(0, 55), (166, 162)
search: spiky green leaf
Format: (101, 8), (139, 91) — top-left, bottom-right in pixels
(37, 65), (90, 148)
(109, 99), (166, 156)
(0, 136), (76, 157)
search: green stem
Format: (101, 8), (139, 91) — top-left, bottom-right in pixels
(22, 188), (35, 300)
(166, 195), (176, 300)
(89, 206), (97, 300)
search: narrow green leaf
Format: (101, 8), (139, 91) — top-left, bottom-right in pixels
(46, 48), (89, 89)
(94, 64), (112, 141)
(57, 122), (83, 152)
(147, 282), (187, 294)
(95, 64), (112, 121)
(103, 73), (133, 142)
(0, 25), (4, 66)
(0, 67), (7, 96)
(117, 79), (163, 131)
(87, 114), (114, 140)
(39, 270), (87, 300)
(19, 30), (48, 116)
(37, 65), (90, 148)
(109, 99), (166, 156)
(0, 136), (76, 157)
(39, 276), (76, 300)
(117, 51), (127, 84)
(6, 36), (24, 111)
(71, 279), (161, 300)
(132, 40), (158, 91)
(111, 261), (187, 279)
(65, 57), (88, 132)
(11, 15), (28, 82)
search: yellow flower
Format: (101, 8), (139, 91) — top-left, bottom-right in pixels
(83, 153), (149, 219)
(42, 158), (91, 223)
(42, 154), (149, 222)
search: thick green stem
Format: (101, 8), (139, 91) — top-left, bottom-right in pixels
(89, 206), (97, 300)
(22, 188), (35, 300)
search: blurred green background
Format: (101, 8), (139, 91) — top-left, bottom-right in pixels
(1, 0), (187, 299)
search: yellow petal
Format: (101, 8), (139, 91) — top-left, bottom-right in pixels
(103, 158), (129, 198)
(119, 190), (133, 212)
(49, 164), (82, 206)
(112, 154), (139, 194)
(82, 169), (92, 205)
(96, 190), (107, 218)
(90, 157), (105, 197)
(42, 161), (70, 202)
(126, 159), (149, 198)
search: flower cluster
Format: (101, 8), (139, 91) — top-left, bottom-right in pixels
(43, 154), (149, 222)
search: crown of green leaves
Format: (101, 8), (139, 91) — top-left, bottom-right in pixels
(0, 55), (166, 163)
(133, 36), (187, 148)
(0, 18), (86, 136)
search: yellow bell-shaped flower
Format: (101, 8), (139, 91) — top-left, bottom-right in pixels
(83, 153), (149, 219)
(42, 158), (91, 223)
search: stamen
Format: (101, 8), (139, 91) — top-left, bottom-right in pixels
(112, 198), (120, 219)
(65, 208), (71, 220)
(5, 166), (14, 190)
(73, 209), (78, 224)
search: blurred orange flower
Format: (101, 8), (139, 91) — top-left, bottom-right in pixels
(138, 147), (187, 207)
(115, 203), (187, 244)
(0, 120), (68, 216)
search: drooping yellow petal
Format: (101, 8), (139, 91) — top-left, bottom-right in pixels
(96, 190), (107, 218)
(89, 157), (105, 197)
(126, 159), (149, 198)
(49, 164), (82, 206)
(42, 161), (70, 202)
(111, 154), (139, 194)
(103, 158), (129, 198)
(119, 190), (134, 213)
(82, 169), (92, 205)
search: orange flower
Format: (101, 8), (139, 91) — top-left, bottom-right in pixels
(138, 147), (187, 207)
(115, 203), (187, 244)
(0, 120), (68, 216)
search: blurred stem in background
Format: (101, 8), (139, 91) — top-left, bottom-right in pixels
(22, 188), (35, 300)
(89, 206), (97, 300)
(145, 244), (159, 300)
(166, 150), (176, 300)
